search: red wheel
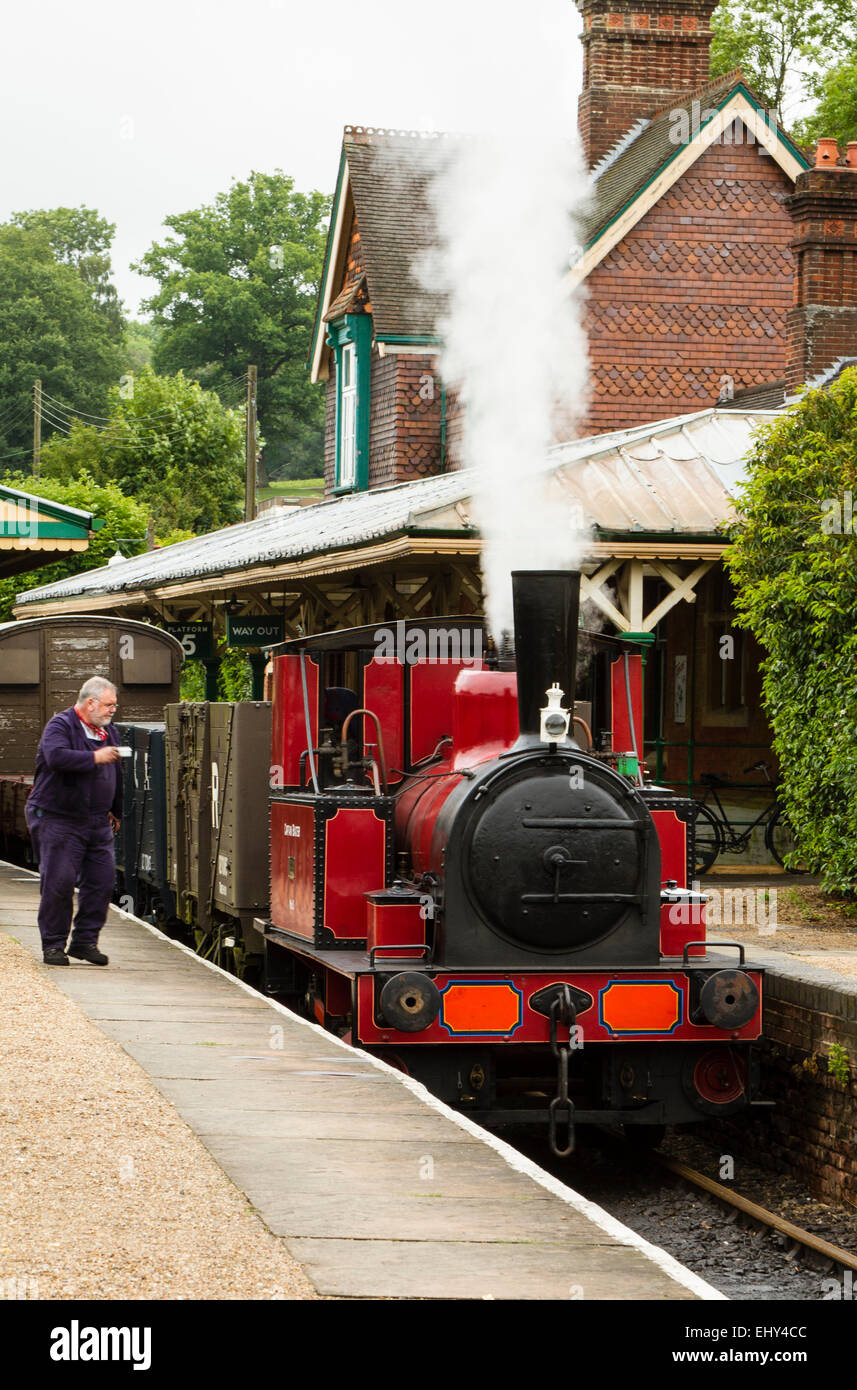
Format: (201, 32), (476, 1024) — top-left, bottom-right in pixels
(693, 1049), (745, 1106)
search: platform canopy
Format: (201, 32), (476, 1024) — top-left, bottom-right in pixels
(11, 406), (774, 636)
(0, 484), (104, 581)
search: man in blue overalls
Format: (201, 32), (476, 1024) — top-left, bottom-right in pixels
(26, 676), (123, 966)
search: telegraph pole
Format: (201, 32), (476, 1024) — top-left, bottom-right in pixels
(245, 365), (257, 523)
(33, 378), (42, 479)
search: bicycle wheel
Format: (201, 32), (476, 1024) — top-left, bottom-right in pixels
(691, 802), (722, 875)
(766, 806), (811, 873)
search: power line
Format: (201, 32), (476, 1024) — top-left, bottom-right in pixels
(39, 392), (187, 425)
(0, 444), (40, 464)
(40, 373), (250, 426)
(0, 403), (33, 435)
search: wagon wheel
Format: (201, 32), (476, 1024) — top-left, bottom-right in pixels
(691, 803), (721, 875)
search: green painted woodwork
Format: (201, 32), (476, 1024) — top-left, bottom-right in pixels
(309, 149), (349, 371)
(327, 312), (372, 492)
(0, 484), (101, 541)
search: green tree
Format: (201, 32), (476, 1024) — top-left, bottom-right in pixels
(10, 205), (124, 340)
(0, 226), (124, 461)
(134, 171), (330, 478)
(710, 0), (857, 123)
(793, 54), (857, 146)
(726, 366), (857, 892)
(39, 368), (245, 533)
(0, 472), (149, 622)
(122, 319), (158, 374)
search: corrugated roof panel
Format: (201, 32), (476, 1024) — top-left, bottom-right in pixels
(15, 406), (780, 607)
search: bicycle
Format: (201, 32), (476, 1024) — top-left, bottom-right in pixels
(691, 760), (809, 876)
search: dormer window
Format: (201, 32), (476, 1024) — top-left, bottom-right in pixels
(339, 342), (357, 487)
(327, 313), (371, 493)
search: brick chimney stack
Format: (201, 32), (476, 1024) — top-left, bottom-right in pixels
(576, 0), (718, 169)
(785, 152), (857, 393)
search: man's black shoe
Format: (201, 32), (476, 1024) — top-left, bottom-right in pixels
(43, 948), (69, 966)
(67, 944), (109, 966)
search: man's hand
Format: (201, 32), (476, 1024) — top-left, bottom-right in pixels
(108, 813), (121, 835)
(94, 746), (121, 764)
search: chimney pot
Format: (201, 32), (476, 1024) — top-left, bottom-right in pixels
(846, 142), (857, 171)
(815, 138), (841, 167)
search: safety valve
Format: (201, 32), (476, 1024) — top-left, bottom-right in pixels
(540, 683), (570, 745)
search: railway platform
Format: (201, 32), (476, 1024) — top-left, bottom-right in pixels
(0, 859), (715, 1301)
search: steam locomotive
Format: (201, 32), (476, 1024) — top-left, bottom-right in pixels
(260, 570), (764, 1155)
(0, 577), (765, 1155)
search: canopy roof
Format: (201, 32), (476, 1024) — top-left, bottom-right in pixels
(14, 406), (775, 616)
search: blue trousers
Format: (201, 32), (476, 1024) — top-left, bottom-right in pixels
(26, 809), (116, 952)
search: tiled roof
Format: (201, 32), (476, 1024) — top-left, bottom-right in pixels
(580, 71), (756, 246)
(323, 274), (369, 322)
(343, 129), (447, 340)
(719, 379), (786, 411)
(16, 407), (778, 607)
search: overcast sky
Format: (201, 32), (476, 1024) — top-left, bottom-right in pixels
(1, 0), (583, 315)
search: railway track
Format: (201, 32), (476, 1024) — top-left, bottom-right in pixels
(503, 1124), (857, 1298)
(648, 1149), (857, 1277)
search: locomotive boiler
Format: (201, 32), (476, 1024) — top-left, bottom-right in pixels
(262, 570), (765, 1155)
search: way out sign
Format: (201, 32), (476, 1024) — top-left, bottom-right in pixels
(226, 616), (285, 648)
(164, 622), (214, 660)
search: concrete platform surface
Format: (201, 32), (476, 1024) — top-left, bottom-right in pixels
(0, 860), (719, 1301)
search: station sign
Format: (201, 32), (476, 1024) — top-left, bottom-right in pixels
(163, 621), (214, 660)
(226, 616), (286, 648)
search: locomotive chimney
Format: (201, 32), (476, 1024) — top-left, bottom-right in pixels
(511, 570), (581, 749)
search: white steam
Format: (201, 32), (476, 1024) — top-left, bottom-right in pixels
(420, 4), (591, 637)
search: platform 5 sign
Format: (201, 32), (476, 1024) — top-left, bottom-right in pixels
(226, 616), (285, 648)
(163, 622), (214, 660)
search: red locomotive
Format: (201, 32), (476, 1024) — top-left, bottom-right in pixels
(263, 570), (764, 1154)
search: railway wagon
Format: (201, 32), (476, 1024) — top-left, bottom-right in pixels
(0, 616), (183, 854)
(114, 721), (176, 927)
(164, 701), (271, 972)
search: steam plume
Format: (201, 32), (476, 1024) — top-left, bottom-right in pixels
(422, 4), (591, 636)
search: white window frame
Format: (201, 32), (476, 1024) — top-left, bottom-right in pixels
(338, 341), (357, 488)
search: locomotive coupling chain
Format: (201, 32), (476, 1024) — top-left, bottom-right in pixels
(548, 985), (576, 1159)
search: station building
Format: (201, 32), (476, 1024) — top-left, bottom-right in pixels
(13, 0), (857, 857)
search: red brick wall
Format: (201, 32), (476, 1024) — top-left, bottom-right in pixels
(709, 968), (857, 1209)
(582, 138), (795, 436)
(785, 168), (857, 390)
(577, 0), (716, 167)
(393, 356), (443, 482)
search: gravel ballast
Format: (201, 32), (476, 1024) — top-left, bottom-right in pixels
(0, 934), (317, 1301)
